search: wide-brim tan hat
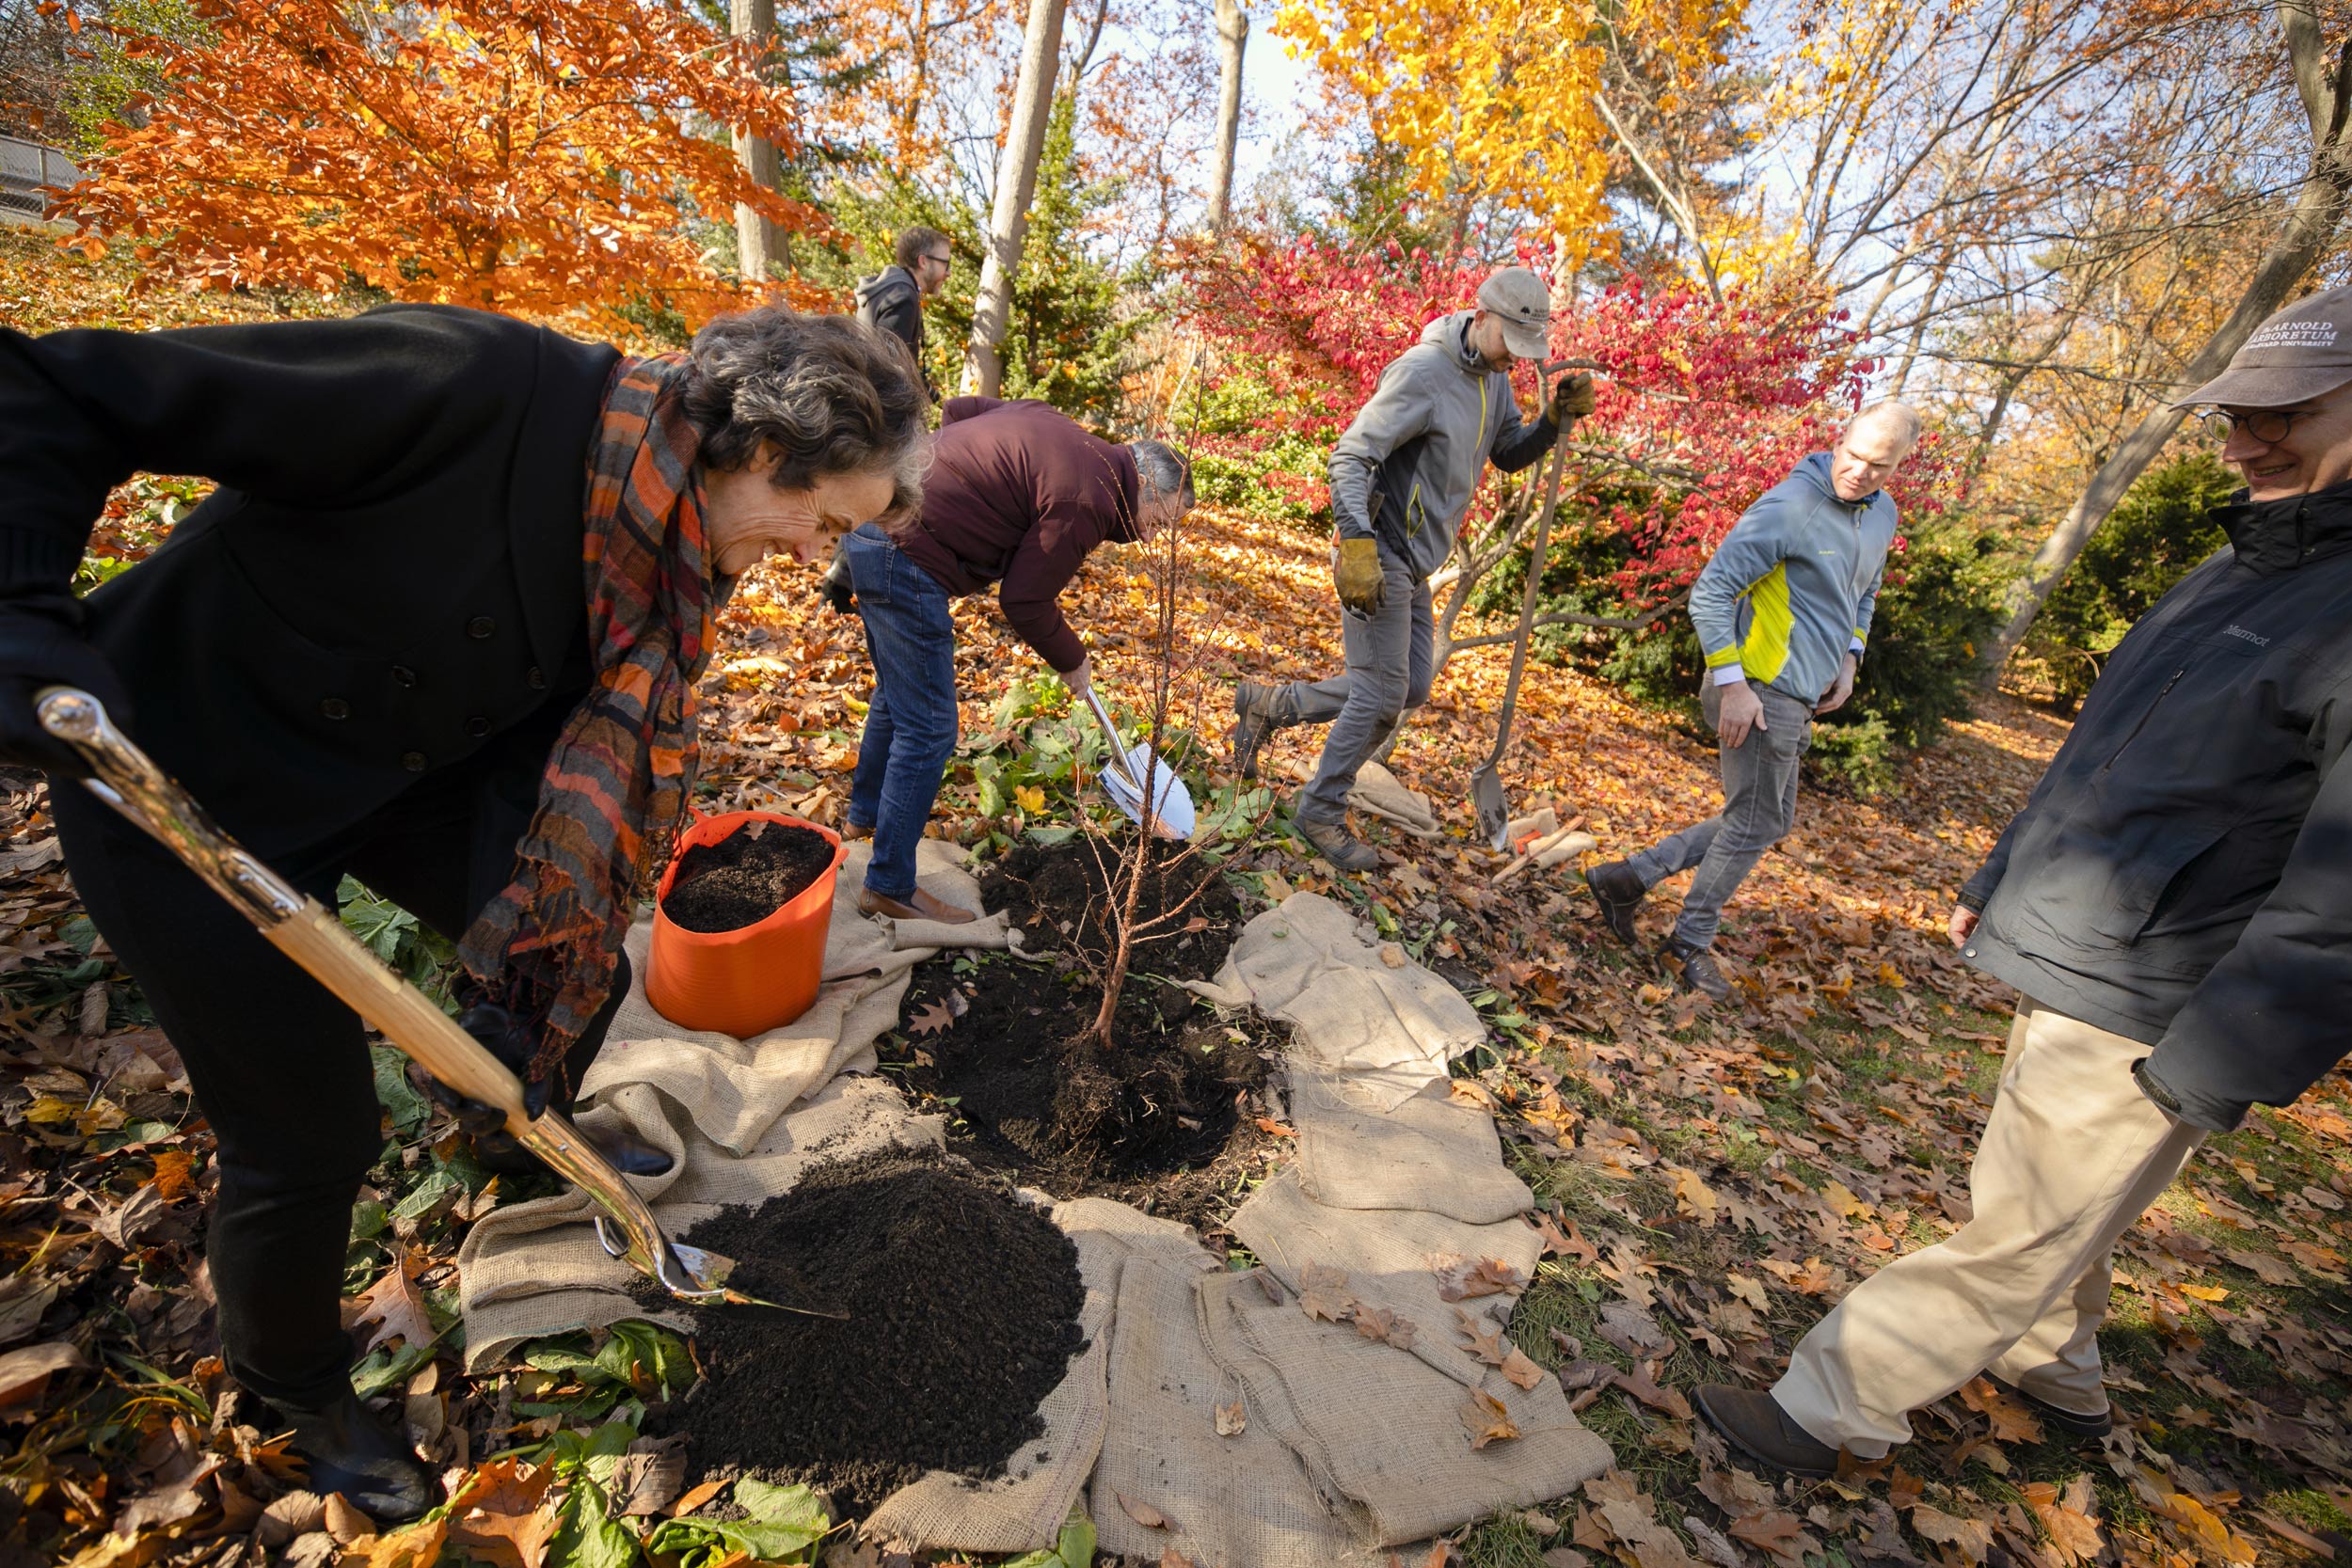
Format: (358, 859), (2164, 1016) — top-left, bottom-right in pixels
(2172, 284), (2352, 409)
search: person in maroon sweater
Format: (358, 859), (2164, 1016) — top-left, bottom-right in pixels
(841, 396), (1192, 922)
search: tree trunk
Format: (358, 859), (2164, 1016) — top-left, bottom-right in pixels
(729, 0), (784, 282)
(1978, 4), (2352, 681)
(1205, 0), (1248, 230)
(961, 0), (1068, 397)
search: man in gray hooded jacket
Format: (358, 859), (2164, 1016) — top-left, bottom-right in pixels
(1229, 267), (1594, 870)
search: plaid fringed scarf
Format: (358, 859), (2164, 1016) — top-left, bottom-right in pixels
(457, 354), (719, 1084)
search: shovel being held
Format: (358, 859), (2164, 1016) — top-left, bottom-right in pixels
(1080, 683), (1195, 841)
(35, 688), (842, 1319)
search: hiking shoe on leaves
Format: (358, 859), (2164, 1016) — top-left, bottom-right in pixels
(1584, 860), (1645, 946)
(1984, 1374), (2114, 1440)
(1296, 816), (1380, 873)
(1661, 937), (1731, 1002)
(1693, 1385), (1843, 1479)
(1229, 681), (1280, 782)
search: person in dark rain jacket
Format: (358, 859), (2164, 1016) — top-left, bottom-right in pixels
(1692, 285), (2352, 1479)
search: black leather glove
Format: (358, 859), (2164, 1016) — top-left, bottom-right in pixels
(0, 594), (135, 780)
(817, 551), (855, 615)
(430, 995), (556, 1133)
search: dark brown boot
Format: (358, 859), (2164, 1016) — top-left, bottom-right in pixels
(1983, 1374), (2113, 1440)
(1692, 1384), (1843, 1478)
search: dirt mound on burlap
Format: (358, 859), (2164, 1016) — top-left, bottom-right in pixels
(656, 1146), (1085, 1512)
(886, 835), (1277, 1223)
(661, 822), (835, 932)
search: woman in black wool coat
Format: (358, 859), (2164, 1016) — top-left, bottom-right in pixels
(0, 302), (930, 1518)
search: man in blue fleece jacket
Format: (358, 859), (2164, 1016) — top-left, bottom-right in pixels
(1585, 403), (1921, 999)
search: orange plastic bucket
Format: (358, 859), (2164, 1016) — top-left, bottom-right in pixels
(644, 810), (849, 1037)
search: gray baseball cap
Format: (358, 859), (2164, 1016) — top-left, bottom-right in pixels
(2173, 285), (2352, 409)
(1476, 267), (1552, 360)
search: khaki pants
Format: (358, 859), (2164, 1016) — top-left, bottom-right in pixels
(1772, 1001), (2205, 1457)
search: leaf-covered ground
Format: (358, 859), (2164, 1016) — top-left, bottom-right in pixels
(3, 237), (2347, 1566)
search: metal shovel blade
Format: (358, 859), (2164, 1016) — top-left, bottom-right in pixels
(1472, 765), (1512, 851)
(1083, 687), (1194, 840)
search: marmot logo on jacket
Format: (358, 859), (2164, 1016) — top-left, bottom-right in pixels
(2222, 624), (2272, 646)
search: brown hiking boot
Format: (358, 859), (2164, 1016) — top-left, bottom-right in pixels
(856, 885), (977, 925)
(1295, 816), (1380, 873)
(1583, 860), (1645, 946)
(1228, 681), (1281, 783)
(1693, 1385), (1843, 1478)
(838, 820), (873, 843)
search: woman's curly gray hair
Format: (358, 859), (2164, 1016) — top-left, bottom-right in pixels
(680, 307), (931, 517)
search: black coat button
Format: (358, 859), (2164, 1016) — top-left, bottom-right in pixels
(467, 616), (496, 639)
(391, 665), (418, 688)
(401, 751), (428, 772)
(527, 665), (547, 690)
(319, 697), (351, 721)
(466, 716), (491, 737)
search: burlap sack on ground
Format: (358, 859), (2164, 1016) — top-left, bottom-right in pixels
(868, 1200), (1205, 1555)
(1094, 1253), (1372, 1568)
(1232, 1169), (1552, 1391)
(1348, 760), (1442, 839)
(459, 841), (1005, 1366)
(1190, 893), (1483, 1097)
(1199, 1264), (1612, 1549)
(1290, 1065), (1533, 1225)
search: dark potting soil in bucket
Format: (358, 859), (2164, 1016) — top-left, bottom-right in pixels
(886, 835), (1277, 1212)
(652, 1145), (1086, 1513)
(661, 822), (836, 933)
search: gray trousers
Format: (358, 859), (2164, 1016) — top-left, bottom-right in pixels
(1279, 546), (1435, 825)
(1625, 677), (1813, 949)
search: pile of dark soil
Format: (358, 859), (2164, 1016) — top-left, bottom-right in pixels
(889, 835), (1277, 1217)
(661, 821), (835, 932)
(655, 1145), (1086, 1512)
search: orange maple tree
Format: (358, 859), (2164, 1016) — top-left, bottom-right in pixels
(58, 0), (830, 325)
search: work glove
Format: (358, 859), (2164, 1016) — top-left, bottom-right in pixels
(1334, 536), (1387, 616)
(429, 992), (557, 1134)
(0, 594), (135, 781)
(1548, 372), (1596, 426)
(816, 551), (855, 615)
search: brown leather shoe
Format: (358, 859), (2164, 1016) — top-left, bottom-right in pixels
(856, 885), (977, 925)
(1692, 1384), (1843, 1478)
(838, 820), (874, 842)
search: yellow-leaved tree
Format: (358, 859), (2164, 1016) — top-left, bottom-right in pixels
(1270, 0), (1748, 266)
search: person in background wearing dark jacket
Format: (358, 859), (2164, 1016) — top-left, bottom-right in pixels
(0, 305), (928, 1518)
(819, 229), (956, 617)
(1694, 285), (2352, 1477)
(1226, 266), (1594, 871)
(842, 398), (1192, 924)
(853, 226), (953, 400)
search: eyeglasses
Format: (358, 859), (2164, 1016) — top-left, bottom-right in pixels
(923, 253), (951, 269)
(2201, 408), (2317, 445)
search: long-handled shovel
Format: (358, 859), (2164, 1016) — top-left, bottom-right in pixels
(37, 687), (845, 1319)
(1470, 427), (1573, 851)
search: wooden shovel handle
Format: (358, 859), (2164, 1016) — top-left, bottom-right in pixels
(263, 902), (529, 1125)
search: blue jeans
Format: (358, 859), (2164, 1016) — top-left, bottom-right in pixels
(845, 525), (959, 900)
